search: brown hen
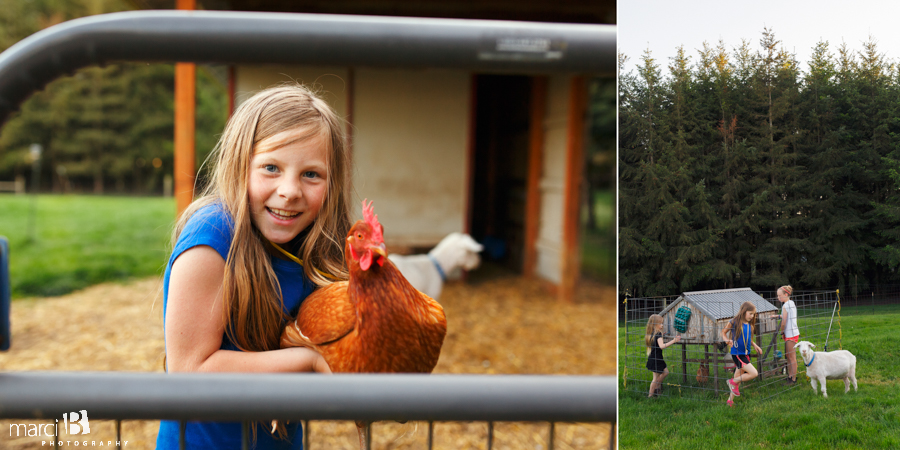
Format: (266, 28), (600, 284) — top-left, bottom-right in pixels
(280, 200), (447, 449)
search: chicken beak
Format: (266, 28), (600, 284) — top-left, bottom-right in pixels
(371, 242), (387, 258)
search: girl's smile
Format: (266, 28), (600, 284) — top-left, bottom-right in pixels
(248, 128), (328, 244)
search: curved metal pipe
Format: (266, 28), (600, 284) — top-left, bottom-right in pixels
(0, 372), (617, 422)
(0, 10), (615, 124)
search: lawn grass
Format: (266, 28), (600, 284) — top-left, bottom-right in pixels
(582, 189), (615, 282)
(0, 194), (175, 297)
(618, 305), (900, 449)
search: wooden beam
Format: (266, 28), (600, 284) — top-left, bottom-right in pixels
(523, 76), (547, 279)
(464, 74), (478, 236)
(174, 0), (196, 216)
(559, 76), (587, 303)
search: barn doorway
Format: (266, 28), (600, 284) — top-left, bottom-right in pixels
(469, 74), (533, 273)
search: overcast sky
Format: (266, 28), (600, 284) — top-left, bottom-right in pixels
(618, 1), (900, 77)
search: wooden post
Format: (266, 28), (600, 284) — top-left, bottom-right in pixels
(523, 77), (547, 278)
(756, 333), (763, 379)
(464, 74), (478, 236)
(559, 76), (587, 303)
(681, 342), (688, 384)
(713, 348), (719, 396)
(174, 0), (196, 217)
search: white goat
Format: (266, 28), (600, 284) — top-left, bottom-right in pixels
(796, 340), (858, 398)
(388, 232), (483, 301)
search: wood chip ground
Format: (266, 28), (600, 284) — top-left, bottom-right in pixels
(0, 275), (616, 449)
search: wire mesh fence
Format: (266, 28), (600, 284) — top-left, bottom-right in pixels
(622, 290), (840, 402)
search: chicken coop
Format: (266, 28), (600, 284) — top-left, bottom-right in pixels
(623, 288), (805, 401)
(659, 288), (783, 386)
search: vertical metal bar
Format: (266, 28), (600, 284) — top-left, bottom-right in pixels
(486, 421), (494, 450)
(116, 420), (122, 450)
(179, 421), (186, 450)
(427, 421), (434, 450)
(241, 420), (250, 450)
(824, 300), (838, 351)
(547, 422), (555, 450)
(608, 421), (616, 450)
(365, 422), (372, 449)
(303, 420), (310, 450)
(53, 418), (58, 449)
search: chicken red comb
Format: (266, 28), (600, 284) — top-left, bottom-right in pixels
(362, 199), (383, 242)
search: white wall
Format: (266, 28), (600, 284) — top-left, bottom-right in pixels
(534, 75), (571, 284)
(352, 68), (470, 247)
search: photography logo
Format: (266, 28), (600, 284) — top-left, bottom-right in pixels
(63, 410), (90, 435)
(9, 410), (89, 437)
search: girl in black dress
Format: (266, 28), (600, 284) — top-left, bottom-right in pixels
(645, 314), (681, 397)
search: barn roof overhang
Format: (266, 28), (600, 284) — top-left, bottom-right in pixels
(0, 10), (615, 125)
(660, 288), (778, 321)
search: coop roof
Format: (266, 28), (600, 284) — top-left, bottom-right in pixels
(660, 288), (777, 320)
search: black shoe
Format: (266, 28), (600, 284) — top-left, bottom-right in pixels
(784, 378), (796, 386)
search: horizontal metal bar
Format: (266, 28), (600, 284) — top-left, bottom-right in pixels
(0, 372), (616, 422)
(0, 10), (615, 125)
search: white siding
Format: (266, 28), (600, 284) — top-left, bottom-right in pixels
(352, 68), (470, 247)
(535, 75), (571, 284)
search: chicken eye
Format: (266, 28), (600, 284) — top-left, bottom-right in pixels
(356, 233), (363, 240)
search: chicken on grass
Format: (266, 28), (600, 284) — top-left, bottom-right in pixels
(280, 200), (447, 449)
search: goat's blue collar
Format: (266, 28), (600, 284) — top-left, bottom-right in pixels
(429, 254), (446, 281)
(805, 353), (816, 367)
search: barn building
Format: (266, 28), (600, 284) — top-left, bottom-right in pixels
(129, 0), (616, 302)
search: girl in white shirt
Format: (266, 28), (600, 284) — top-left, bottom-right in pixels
(778, 285), (799, 385)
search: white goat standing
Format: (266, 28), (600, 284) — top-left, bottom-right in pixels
(796, 340), (858, 398)
(388, 232), (483, 300)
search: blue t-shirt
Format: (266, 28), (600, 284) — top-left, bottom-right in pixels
(730, 323), (753, 355)
(156, 203), (315, 450)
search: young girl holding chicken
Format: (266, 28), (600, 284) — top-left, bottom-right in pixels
(645, 314), (681, 398)
(157, 85), (353, 449)
(721, 301), (763, 407)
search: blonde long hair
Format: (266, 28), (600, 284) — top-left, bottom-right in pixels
(645, 314), (663, 353)
(172, 84), (352, 353)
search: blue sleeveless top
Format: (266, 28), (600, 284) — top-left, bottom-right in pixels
(156, 203), (315, 449)
(730, 323), (752, 355)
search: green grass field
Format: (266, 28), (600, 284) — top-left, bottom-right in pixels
(618, 305), (900, 449)
(0, 194), (175, 297)
(582, 190), (615, 282)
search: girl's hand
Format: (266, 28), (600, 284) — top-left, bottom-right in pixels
(673, 335), (682, 343)
(284, 347), (332, 374)
(725, 339), (733, 347)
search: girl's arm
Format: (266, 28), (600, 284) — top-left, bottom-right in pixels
(657, 335), (682, 349)
(780, 307), (788, 332)
(165, 246), (331, 374)
(721, 321), (733, 345)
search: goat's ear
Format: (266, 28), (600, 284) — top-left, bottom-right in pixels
(463, 235), (484, 252)
(810, 343), (816, 349)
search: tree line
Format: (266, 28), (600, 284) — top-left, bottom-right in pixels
(619, 29), (900, 297)
(0, 0), (227, 195)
